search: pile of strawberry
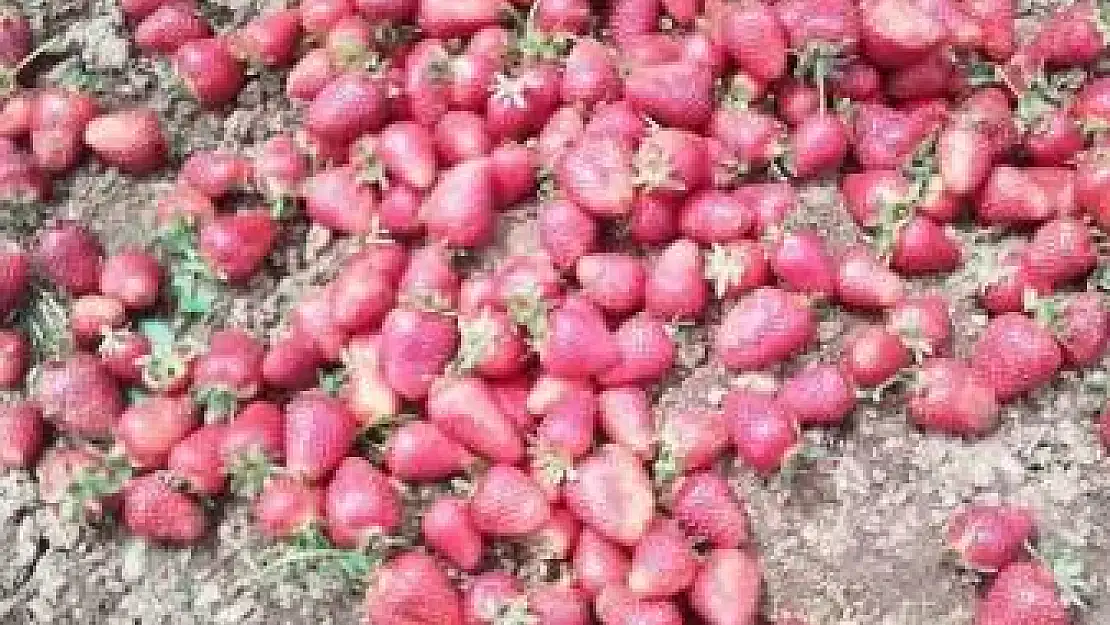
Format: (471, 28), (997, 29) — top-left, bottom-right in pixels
(2, 0), (1110, 623)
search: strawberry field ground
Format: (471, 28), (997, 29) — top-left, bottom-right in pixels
(1, 1), (1110, 624)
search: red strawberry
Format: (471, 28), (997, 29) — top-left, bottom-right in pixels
(117, 396), (197, 470)
(539, 199), (599, 270)
(846, 176), (909, 229)
(99, 249), (162, 311)
(770, 230), (837, 297)
(98, 329), (151, 384)
(946, 504), (1036, 572)
(173, 38), (244, 107)
(573, 528), (632, 595)
(306, 71), (388, 145)
(135, 3), (211, 54)
(368, 122), (437, 191)
(536, 0), (592, 32)
(446, 50), (500, 114)
(35, 354), (122, 438)
(976, 167), (1075, 227)
(1025, 109), (1083, 167)
(222, 401), (285, 467)
(325, 456), (401, 548)
(178, 150), (251, 199)
(488, 142), (536, 208)
(851, 102), (932, 169)
(540, 298), (620, 379)
(690, 548), (762, 625)
(842, 324), (910, 387)
(597, 316), (675, 388)
(1051, 293), (1110, 368)
(230, 10), (301, 66)
(557, 137), (636, 218)
(531, 376), (599, 462)
(609, 0), (659, 43)
(779, 364), (855, 426)
(365, 552), (463, 625)
(562, 39), (621, 106)
(835, 246), (905, 311)
(1028, 3), (1101, 67)
(598, 387), (656, 460)
(0, 402), (44, 468)
(287, 48), (338, 101)
(657, 406), (729, 476)
(486, 64), (561, 142)
(565, 444), (655, 546)
(624, 61), (714, 130)
(971, 313), (1062, 403)
(198, 209), (275, 282)
(423, 496), (484, 571)
(0, 330), (28, 388)
(720, 1), (788, 85)
(83, 108), (167, 174)
(529, 584), (591, 625)
(385, 421), (475, 481)
(1023, 218), (1096, 287)
(262, 332), (325, 391)
(168, 424), (227, 496)
(859, 0), (945, 67)
(909, 358), (1000, 436)
(1077, 150), (1110, 229)
(254, 476), (324, 538)
(629, 194), (680, 246)
(464, 571), (523, 625)
(192, 329), (265, 402)
(355, 0), (417, 22)
(975, 562), (1070, 625)
(284, 392), (359, 482)
(627, 520), (697, 598)
(978, 246), (1055, 316)
(679, 190), (753, 244)
(427, 376), (525, 465)
(420, 158), (496, 248)
(123, 472), (206, 543)
(34, 221), (104, 295)
(0, 242), (29, 318)
(303, 166), (377, 234)
(710, 108), (785, 171)
(672, 471), (749, 548)
(377, 184), (424, 236)
(471, 464), (552, 537)
(726, 389), (800, 474)
(890, 216), (962, 276)
(704, 241), (771, 301)
(790, 113), (849, 179)
(644, 239), (709, 321)
(0, 94), (32, 139)
(596, 588), (683, 625)
(715, 287), (816, 371)
(417, 0), (500, 38)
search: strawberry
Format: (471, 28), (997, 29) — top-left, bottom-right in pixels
(835, 246), (905, 311)
(710, 108), (785, 171)
(1075, 77), (1110, 126)
(634, 129), (709, 202)
(656, 407), (729, 477)
(889, 216), (961, 277)
(596, 588), (683, 625)
(155, 184), (216, 225)
(489, 142), (537, 208)
(565, 444), (655, 546)
(790, 113), (849, 179)
(417, 0), (500, 38)
(539, 199), (599, 270)
(975, 562), (1071, 625)
(0, 242), (29, 318)
(420, 158), (496, 248)
(0, 402), (44, 468)
(859, 0), (945, 67)
(946, 504), (1036, 572)
(529, 584), (590, 625)
(1025, 109), (1084, 168)
(464, 571), (523, 625)
(385, 421), (475, 481)
(778, 364), (855, 426)
(598, 387), (656, 460)
(168, 424), (227, 496)
(0, 143), (51, 201)
(573, 528), (632, 595)
(644, 239), (709, 321)
(715, 287), (816, 371)
(325, 456), (401, 548)
(624, 61), (714, 130)
(117, 396), (198, 470)
(770, 230), (837, 297)
(263, 332), (326, 391)
(83, 108), (167, 174)
(229, 10), (300, 67)
(937, 126), (992, 196)
(306, 71), (388, 145)
(841, 324), (910, 387)
(842, 170), (908, 228)
(609, 0), (661, 44)
(0, 330), (28, 388)
(704, 241), (771, 301)
(427, 376), (525, 465)
(330, 264), (397, 338)
(192, 329), (265, 403)
(971, 313), (1063, 403)
(303, 166), (377, 234)
(134, 3), (211, 54)
(1027, 3), (1101, 67)
(287, 48), (338, 101)
(98, 329), (151, 384)
(536, 0), (592, 32)
(423, 496), (484, 571)
(198, 209), (275, 282)
(99, 249), (162, 311)
(365, 552), (464, 625)
(221, 401), (285, 467)
(851, 102), (933, 169)
(679, 190), (753, 244)
(629, 194), (681, 246)
(0, 94), (32, 139)
(173, 38), (244, 108)
(976, 167), (1075, 227)
(774, 0), (860, 52)
(1049, 293), (1110, 368)
(626, 520), (697, 598)
(557, 137), (636, 218)
(470, 464), (552, 537)
(253, 134), (308, 201)
(720, 1), (788, 85)
(378, 184), (424, 236)
(689, 548), (762, 625)
(446, 50), (500, 114)
(254, 476), (325, 538)
(978, 246), (1055, 316)
(540, 298), (620, 380)
(672, 471), (749, 548)
(595, 316), (675, 388)
(486, 64), (561, 142)
(531, 376), (600, 462)
(1023, 218), (1097, 288)
(342, 336), (400, 426)
(284, 392), (359, 482)
(908, 358), (1000, 436)
(1072, 151), (1110, 227)
(123, 472), (207, 543)
(68, 295), (125, 346)
(562, 39), (621, 106)
(34, 221), (102, 295)
(35, 354), (122, 438)
(726, 389), (800, 474)
(178, 150), (251, 199)
(367, 122), (438, 191)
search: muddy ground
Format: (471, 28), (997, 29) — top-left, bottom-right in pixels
(1, 1), (1108, 624)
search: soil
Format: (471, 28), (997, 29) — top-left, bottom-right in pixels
(1, 2), (1108, 625)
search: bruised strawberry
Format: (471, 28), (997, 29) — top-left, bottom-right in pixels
(372, 121), (438, 190)
(34, 221), (102, 295)
(379, 308), (459, 400)
(557, 137), (636, 218)
(909, 358), (1000, 436)
(842, 324), (910, 387)
(83, 108), (167, 174)
(1047, 293), (1110, 368)
(0, 330), (28, 388)
(343, 336), (400, 426)
(0, 402), (44, 468)
(690, 548), (762, 625)
(529, 584), (591, 625)
(134, 3), (211, 54)
(173, 38), (244, 108)
(69, 295), (125, 346)
(427, 376), (525, 465)
(420, 157), (496, 248)
(423, 496), (484, 571)
(564, 444), (655, 546)
(562, 39), (621, 106)
(779, 364), (855, 426)
(971, 314), (1062, 403)
(835, 246), (905, 311)
(936, 126), (992, 196)
(0, 144), (51, 201)
(539, 199), (599, 270)
(198, 209), (275, 282)
(975, 562), (1070, 625)
(595, 587), (683, 625)
(726, 389), (799, 474)
(470, 464), (552, 537)
(178, 150), (252, 199)
(624, 61), (714, 130)
(573, 528), (632, 595)
(657, 407), (729, 476)
(168, 424), (227, 496)
(306, 71), (388, 145)
(464, 571), (523, 625)
(770, 230), (837, 297)
(98, 329), (151, 384)
(385, 420), (475, 481)
(1027, 3), (1102, 68)
(123, 472), (206, 543)
(679, 190), (753, 244)
(118, 395), (197, 470)
(35, 354), (123, 438)
(540, 298), (620, 379)
(254, 475), (325, 539)
(364, 552), (464, 625)
(851, 102), (933, 169)
(715, 288), (816, 371)
(946, 504), (1036, 572)
(598, 387), (655, 460)
(672, 471), (749, 548)
(284, 392), (359, 482)
(596, 316), (675, 388)
(325, 456), (401, 548)
(645, 239), (709, 321)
